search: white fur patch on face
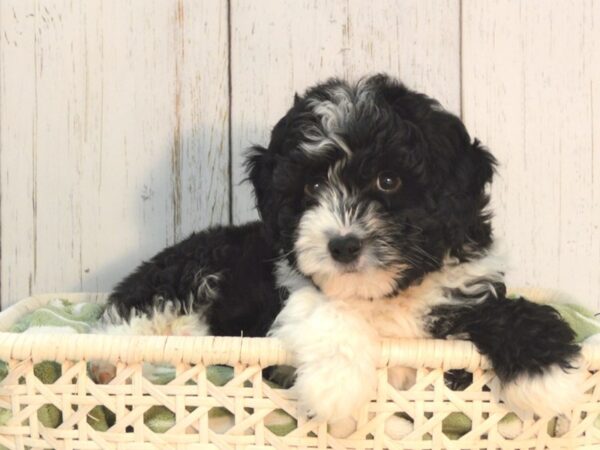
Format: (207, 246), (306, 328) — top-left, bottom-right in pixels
(312, 269), (399, 301)
(275, 259), (313, 292)
(294, 184), (404, 300)
(324, 246), (506, 340)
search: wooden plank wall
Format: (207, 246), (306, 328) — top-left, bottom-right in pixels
(0, 0), (230, 305)
(1, 0), (598, 309)
(462, 0), (600, 308)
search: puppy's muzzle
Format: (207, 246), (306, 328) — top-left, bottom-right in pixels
(328, 235), (362, 263)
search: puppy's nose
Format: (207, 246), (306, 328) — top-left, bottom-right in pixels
(328, 235), (362, 263)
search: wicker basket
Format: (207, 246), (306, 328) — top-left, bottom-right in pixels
(0, 294), (599, 450)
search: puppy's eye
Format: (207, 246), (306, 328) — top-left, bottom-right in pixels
(376, 172), (402, 193)
(304, 179), (327, 197)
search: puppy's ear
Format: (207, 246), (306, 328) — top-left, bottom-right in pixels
(245, 105), (298, 220)
(438, 120), (498, 250)
(378, 77), (497, 195)
(447, 126), (496, 198)
(245, 145), (275, 220)
(465, 138), (496, 195)
(423, 109), (496, 197)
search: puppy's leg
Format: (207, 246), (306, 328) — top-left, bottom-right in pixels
(428, 294), (584, 417)
(270, 287), (378, 422)
(90, 302), (208, 383)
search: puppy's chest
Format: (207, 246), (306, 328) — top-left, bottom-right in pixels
(343, 295), (435, 339)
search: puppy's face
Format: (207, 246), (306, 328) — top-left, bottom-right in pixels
(248, 75), (496, 300)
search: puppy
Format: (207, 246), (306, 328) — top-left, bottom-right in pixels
(98, 74), (583, 422)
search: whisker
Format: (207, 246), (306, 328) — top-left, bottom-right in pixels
(401, 222), (424, 233)
(412, 246), (439, 265)
(267, 248), (295, 263)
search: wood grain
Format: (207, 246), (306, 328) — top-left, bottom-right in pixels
(0, 1), (37, 306)
(230, 0), (460, 223)
(0, 0), (229, 307)
(462, 0), (600, 308)
(1, 0), (598, 311)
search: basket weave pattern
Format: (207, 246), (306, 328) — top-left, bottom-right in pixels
(0, 294), (599, 450)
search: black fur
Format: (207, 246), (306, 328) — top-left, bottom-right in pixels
(428, 292), (579, 382)
(246, 75), (497, 289)
(107, 74), (579, 390)
(109, 222), (282, 337)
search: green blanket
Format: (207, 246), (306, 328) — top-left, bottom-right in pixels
(0, 292), (598, 440)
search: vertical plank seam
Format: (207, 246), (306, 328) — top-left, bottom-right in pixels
(227, 0), (233, 225)
(343, 0), (350, 78)
(172, 0), (184, 243)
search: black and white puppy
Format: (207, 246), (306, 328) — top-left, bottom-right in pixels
(99, 74), (583, 421)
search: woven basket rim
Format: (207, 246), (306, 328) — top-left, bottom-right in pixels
(0, 292), (598, 370)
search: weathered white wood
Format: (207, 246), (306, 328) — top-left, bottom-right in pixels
(462, 0), (600, 308)
(0, 1), (37, 305)
(230, 0), (460, 223)
(1, 0), (598, 312)
(0, 0), (229, 307)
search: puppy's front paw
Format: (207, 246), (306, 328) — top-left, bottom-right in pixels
(500, 362), (588, 418)
(294, 363), (376, 421)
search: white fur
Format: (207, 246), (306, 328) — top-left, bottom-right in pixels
(328, 417), (357, 438)
(272, 248), (506, 421)
(313, 268), (401, 302)
(388, 366), (417, 390)
(294, 169), (505, 304)
(301, 87), (353, 156)
(269, 286), (379, 421)
(294, 184), (405, 300)
(500, 362), (587, 418)
(327, 413), (414, 440)
(97, 302), (209, 337)
(384, 415), (414, 440)
(194, 270), (222, 303)
(554, 416), (570, 437)
(497, 414), (523, 439)
(90, 304), (208, 384)
(328, 414), (414, 440)
(300, 81), (381, 157)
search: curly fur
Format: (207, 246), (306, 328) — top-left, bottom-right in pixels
(97, 74), (583, 421)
